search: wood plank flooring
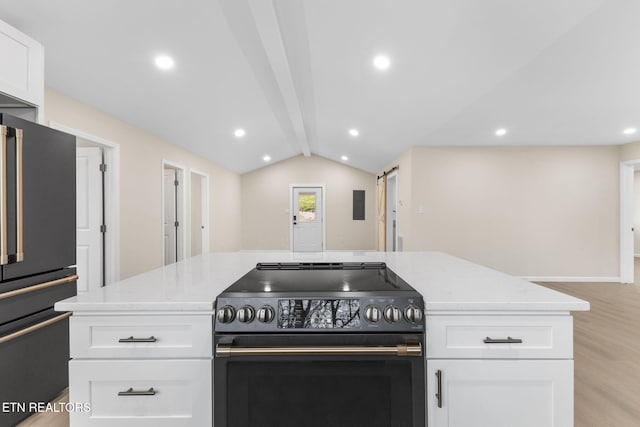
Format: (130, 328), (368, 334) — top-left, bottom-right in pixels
(16, 388), (68, 427)
(16, 275), (640, 427)
(539, 276), (640, 427)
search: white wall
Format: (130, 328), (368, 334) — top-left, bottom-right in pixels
(241, 155), (376, 250)
(383, 146), (620, 278)
(45, 88), (242, 279)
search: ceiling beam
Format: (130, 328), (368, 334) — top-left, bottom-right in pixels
(249, 0), (311, 157)
(272, 0), (317, 154)
(220, 0), (311, 157)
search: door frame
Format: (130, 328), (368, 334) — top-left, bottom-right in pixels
(189, 168), (210, 256)
(49, 121), (121, 285)
(620, 159), (640, 283)
(289, 184), (326, 252)
(162, 160), (186, 264)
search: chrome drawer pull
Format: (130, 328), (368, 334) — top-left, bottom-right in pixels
(118, 336), (157, 343)
(435, 370), (443, 408)
(483, 336), (523, 344)
(117, 387), (156, 396)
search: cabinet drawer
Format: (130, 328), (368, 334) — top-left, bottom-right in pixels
(70, 315), (212, 359)
(426, 315), (572, 359)
(69, 359), (211, 427)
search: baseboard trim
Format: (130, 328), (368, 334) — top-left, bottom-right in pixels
(521, 276), (621, 283)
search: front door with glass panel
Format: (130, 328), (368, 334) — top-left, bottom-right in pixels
(292, 187), (323, 252)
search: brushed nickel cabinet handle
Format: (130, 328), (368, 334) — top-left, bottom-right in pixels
(0, 312), (72, 344)
(216, 343), (422, 357)
(118, 336), (158, 343)
(483, 336), (523, 344)
(0, 275), (78, 301)
(117, 387), (156, 396)
(15, 128), (23, 262)
(0, 125), (7, 265)
(435, 369), (443, 408)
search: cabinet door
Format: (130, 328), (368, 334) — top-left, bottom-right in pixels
(0, 20), (44, 107)
(427, 360), (573, 427)
(1, 114), (75, 281)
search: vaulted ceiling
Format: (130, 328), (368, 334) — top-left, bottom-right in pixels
(0, 0), (638, 173)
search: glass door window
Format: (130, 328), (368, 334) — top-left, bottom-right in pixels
(297, 192), (316, 222)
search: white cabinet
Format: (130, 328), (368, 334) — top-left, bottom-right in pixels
(426, 315), (573, 359)
(427, 360), (573, 427)
(426, 314), (575, 427)
(70, 359), (211, 427)
(0, 19), (44, 110)
(68, 314), (212, 427)
(70, 315), (212, 359)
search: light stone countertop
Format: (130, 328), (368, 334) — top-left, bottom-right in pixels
(55, 251), (589, 313)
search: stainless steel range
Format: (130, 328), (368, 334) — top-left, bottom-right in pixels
(213, 262), (426, 427)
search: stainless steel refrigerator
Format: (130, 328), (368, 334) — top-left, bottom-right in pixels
(0, 114), (76, 426)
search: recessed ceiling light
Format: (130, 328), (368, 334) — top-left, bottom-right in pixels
(495, 128), (507, 136)
(623, 127), (637, 135)
(234, 128), (246, 138)
(348, 128), (359, 137)
(341, 155), (349, 161)
(263, 155), (271, 162)
(373, 55), (391, 71)
(154, 55), (175, 70)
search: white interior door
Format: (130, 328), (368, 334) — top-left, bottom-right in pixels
(76, 147), (102, 292)
(292, 187), (323, 252)
(164, 169), (177, 265)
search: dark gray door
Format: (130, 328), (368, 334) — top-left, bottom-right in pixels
(1, 114), (76, 281)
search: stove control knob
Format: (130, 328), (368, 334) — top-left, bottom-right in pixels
(257, 305), (275, 323)
(237, 305), (256, 323)
(216, 305), (236, 324)
(404, 305), (423, 324)
(384, 305), (401, 323)
(364, 305), (382, 323)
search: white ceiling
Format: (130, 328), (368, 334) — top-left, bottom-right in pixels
(0, 0), (638, 174)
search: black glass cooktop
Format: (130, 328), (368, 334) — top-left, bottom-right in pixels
(221, 262), (415, 294)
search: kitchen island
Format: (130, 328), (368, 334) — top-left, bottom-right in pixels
(56, 251), (589, 427)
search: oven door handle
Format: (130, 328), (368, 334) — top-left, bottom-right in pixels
(216, 343), (422, 357)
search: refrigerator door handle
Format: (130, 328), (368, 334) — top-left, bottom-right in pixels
(0, 312), (71, 345)
(15, 128), (23, 262)
(0, 125), (7, 265)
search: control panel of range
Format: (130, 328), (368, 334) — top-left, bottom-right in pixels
(214, 297), (424, 333)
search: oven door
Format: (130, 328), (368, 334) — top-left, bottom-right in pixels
(214, 333), (425, 427)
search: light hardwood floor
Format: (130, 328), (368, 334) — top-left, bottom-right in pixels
(16, 388), (68, 427)
(16, 274), (640, 427)
(540, 274), (640, 427)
